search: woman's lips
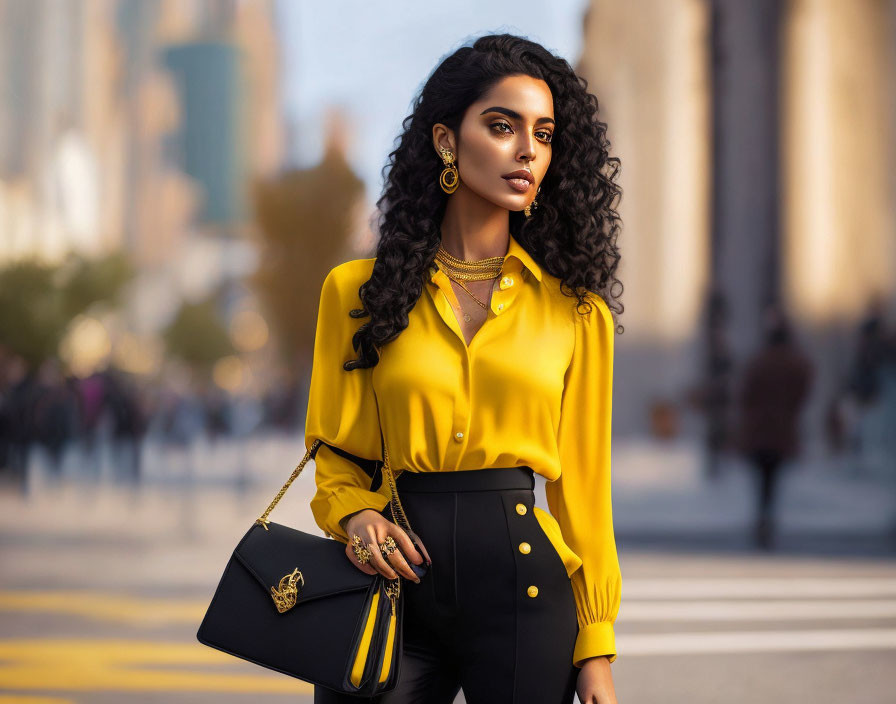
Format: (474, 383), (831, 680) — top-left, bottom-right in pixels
(503, 177), (532, 193)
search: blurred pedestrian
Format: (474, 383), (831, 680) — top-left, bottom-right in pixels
(844, 296), (893, 477)
(30, 359), (79, 476)
(0, 350), (30, 484)
(735, 305), (814, 549)
(104, 368), (147, 482)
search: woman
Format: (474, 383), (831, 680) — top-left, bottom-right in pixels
(306, 33), (624, 704)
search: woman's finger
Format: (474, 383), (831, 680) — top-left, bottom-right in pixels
(388, 524), (424, 566)
(405, 528), (432, 565)
(345, 538), (377, 575)
(365, 525), (399, 580)
(382, 526), (421, 581)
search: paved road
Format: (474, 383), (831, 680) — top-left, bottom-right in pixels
(0, 433), (894, 702)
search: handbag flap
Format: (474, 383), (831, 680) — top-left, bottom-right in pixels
(233, 521), (376, 607)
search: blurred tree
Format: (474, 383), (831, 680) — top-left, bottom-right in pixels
(60, 253), (133, 320)
(162, 298), (234, 368)
(0, 253), (133, 369)
(249, 141), (366, 368)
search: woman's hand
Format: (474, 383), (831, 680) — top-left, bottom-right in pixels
(576, 655), (618, 704)
(342, 509), (431, 583)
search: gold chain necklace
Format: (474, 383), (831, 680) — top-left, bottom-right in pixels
(434, 244), (505, 319)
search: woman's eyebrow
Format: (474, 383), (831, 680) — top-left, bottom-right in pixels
(479, 106), (555, 126)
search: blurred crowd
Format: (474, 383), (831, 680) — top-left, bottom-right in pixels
(0, 344), (305, 486)
(1, 294), (895, 551)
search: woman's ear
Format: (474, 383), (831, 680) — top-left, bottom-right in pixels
(432, 123), (456, 156)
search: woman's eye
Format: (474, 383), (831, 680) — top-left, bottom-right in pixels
(491, 122), (552, 144)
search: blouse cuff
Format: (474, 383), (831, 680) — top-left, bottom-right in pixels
(328, 487), (391, 542)
(573, 621), (617, 667)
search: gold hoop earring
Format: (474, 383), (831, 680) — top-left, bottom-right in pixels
(524, 186), (541, 217)
(438, 147), (459, 194)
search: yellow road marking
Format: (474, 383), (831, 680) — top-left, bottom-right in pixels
(0, 591), (205, 626)
(0, 639), (311, 693)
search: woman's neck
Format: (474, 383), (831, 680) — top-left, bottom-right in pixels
(439, 188), (510, 261)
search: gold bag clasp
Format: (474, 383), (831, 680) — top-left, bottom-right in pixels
(271, 568), (304, 613)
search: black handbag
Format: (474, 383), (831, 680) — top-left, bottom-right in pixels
(196, 433), (427, 697)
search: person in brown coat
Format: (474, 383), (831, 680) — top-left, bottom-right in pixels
(735, 305), (814, 549)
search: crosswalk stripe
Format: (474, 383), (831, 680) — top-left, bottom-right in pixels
(621, 578), (896, 599)
(618, 628), (896, 655)
(5, 579), (896, 625)
(0, 591), (205, 625)
(0, 639), (310, 693)
(621, 599), (896, 620)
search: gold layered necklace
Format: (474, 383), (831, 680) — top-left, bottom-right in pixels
(434, 243), (505, 322)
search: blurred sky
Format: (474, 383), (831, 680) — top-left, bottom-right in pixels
(275, 0), (590, 201)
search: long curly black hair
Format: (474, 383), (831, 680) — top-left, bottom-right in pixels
(345, 32), (623, 371)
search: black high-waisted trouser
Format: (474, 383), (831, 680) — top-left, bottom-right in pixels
(314, 466), (579, 704)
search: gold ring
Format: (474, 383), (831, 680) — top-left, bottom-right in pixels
(351, 534), (372, 564)
(379, 535), (399, 560)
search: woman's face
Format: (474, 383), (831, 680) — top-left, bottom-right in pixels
(434, 74), (554, 212)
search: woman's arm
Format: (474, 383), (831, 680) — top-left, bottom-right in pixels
(545, 292), (621, 669)
(305, 262), (391, 543)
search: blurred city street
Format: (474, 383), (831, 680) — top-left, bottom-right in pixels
(2, 0), (895, 702)
(1, 434), (894, 703)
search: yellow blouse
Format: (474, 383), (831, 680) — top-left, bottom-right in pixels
(305, 233), (621, 667)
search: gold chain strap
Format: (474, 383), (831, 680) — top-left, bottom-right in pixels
(254, 436), (415, 538)
(380, 437), (412, 534)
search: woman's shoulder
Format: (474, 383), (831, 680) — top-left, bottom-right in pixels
(322, 257), (377, 303)
(540, 272), (613, 324)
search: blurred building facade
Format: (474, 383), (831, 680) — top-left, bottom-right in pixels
(578, 0), (896, 444)
(0, 0), (893, 449)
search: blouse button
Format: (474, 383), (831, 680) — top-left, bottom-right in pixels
(527, 585), (539, 598)
(496, 303), (504, 311)
(515, 503), (527, 515)
(501, 275), (514, 288)
(518, 542), (531, 554)
(455, 431), (464, 441)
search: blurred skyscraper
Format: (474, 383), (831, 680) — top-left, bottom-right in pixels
(0, 0), (285, 368)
